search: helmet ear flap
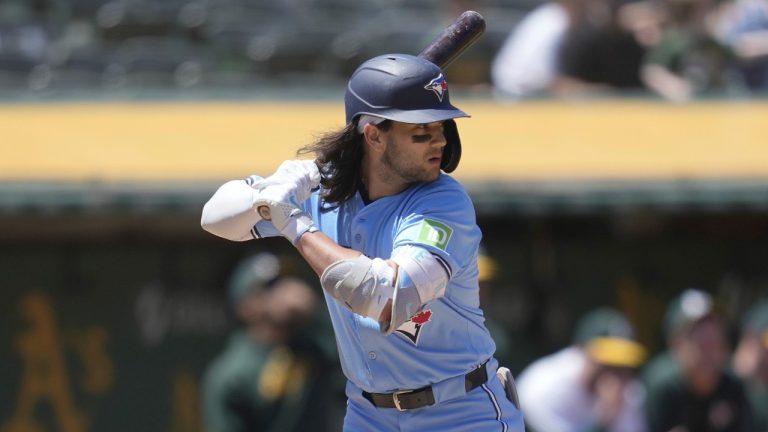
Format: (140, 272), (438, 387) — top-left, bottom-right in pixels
(441, 119), (462, 173)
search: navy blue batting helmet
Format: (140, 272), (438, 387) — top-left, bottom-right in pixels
(345, 54), (468, 173)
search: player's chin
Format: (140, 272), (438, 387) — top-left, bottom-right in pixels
(423, 164), (442, 182)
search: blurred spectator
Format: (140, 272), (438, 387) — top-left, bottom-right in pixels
(717, 0), (768, 92)
(554, 0), (657, 97)
(491, 0), (569, 98)
(641, 0), (741, 102)
(732, 300), (768, 431)
(201, 253), (339, 432)
(641, 288), (753, 432)
(516, 307), (649, 432)
(492, 0), (662, 99)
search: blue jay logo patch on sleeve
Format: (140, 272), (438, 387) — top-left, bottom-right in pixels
(416, 219), (453, 251)
(396, 309), (432, 345)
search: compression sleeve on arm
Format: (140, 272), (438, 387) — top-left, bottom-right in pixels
(320, 255), (395, 321)
(201, 180), (262, 241)
(383, 245), (449, 334)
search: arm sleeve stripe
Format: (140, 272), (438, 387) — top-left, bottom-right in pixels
(431, 253), (452, 279)
(244, 175), (261, 186)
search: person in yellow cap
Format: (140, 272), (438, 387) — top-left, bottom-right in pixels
(641, 288), (753, 432)
(732, 300), (768, 431)
(516, 307), (648, 432)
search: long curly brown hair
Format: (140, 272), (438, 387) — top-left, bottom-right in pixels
(297, 120), (391, 206)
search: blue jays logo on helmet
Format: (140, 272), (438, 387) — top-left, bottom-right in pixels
(424, 74), (448, 102)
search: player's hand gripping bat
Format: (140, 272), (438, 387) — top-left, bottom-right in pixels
(257, 11), (486, 221)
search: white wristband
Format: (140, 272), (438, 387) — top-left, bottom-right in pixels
(280, 209), (318, 246)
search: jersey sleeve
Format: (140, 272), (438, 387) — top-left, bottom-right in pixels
(392, 176), (481, 279)
(201, 179), (261, 241)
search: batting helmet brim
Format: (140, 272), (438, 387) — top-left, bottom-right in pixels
(353, 108), (469, 125)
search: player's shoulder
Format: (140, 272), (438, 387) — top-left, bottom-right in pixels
(403, 174), (475, 221)
(431, 172), (464, 189)
(203, 332), (262, 385)
(534, 346), (583, 371)
(399, 175), (472, 216)
(414, 173), (470, 198)
(518, 347), (584, 392)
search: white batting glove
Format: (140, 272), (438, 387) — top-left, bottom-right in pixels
(257, 186), (318, 245)
(247, 160), (321, 245)
(251, 160), (321, 204)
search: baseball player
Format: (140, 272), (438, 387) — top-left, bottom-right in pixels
(201, 54), (525, 431)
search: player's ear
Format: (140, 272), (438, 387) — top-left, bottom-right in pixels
(363, 124), (386, 154)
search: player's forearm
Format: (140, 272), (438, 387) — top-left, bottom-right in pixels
(299, 231), (397, 325)
(295, 231), (363, 276)
(201, 180), (260, 241)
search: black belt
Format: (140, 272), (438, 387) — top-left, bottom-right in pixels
(362, 362), (488, 411)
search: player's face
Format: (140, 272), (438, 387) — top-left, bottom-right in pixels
(381, 121), (446, 183)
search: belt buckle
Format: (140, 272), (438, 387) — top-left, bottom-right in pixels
(392, 390), (411, 412)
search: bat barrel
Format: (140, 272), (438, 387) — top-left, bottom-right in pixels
(417, 10), (486, 69)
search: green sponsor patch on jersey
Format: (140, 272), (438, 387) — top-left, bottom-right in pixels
(416, 219), (453, 250)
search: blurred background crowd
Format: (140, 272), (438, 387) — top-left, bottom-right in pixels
(491, 0), (768, 101)
(0, 0), (766, 98)
(1, 0), (767, 431)
(0, 0), (518, 93)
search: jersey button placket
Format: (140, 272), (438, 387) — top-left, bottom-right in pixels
(352, 218), (366, 249)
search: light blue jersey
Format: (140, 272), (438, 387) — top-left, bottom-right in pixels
(206, 170), (525, 431)
(303, 173), (495, 394)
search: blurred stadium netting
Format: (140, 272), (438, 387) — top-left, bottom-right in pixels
(0, 0), (528, 91)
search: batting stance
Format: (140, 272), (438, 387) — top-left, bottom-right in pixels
(201, 53), (525, 432)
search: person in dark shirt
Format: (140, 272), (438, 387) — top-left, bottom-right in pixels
(555, 0), (657, 96)
(732, 300), (768, 432)
(641, 0), (740, 101)
(202, 253), (341, 432)
(642, 288), (752, 432)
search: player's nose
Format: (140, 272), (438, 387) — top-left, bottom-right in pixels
(433, 136), (447, 152)
(431, 129), (447, 148)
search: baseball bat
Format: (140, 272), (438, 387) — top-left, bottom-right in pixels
(257, 11), (486, 221)
(418, 10), (486, 69)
